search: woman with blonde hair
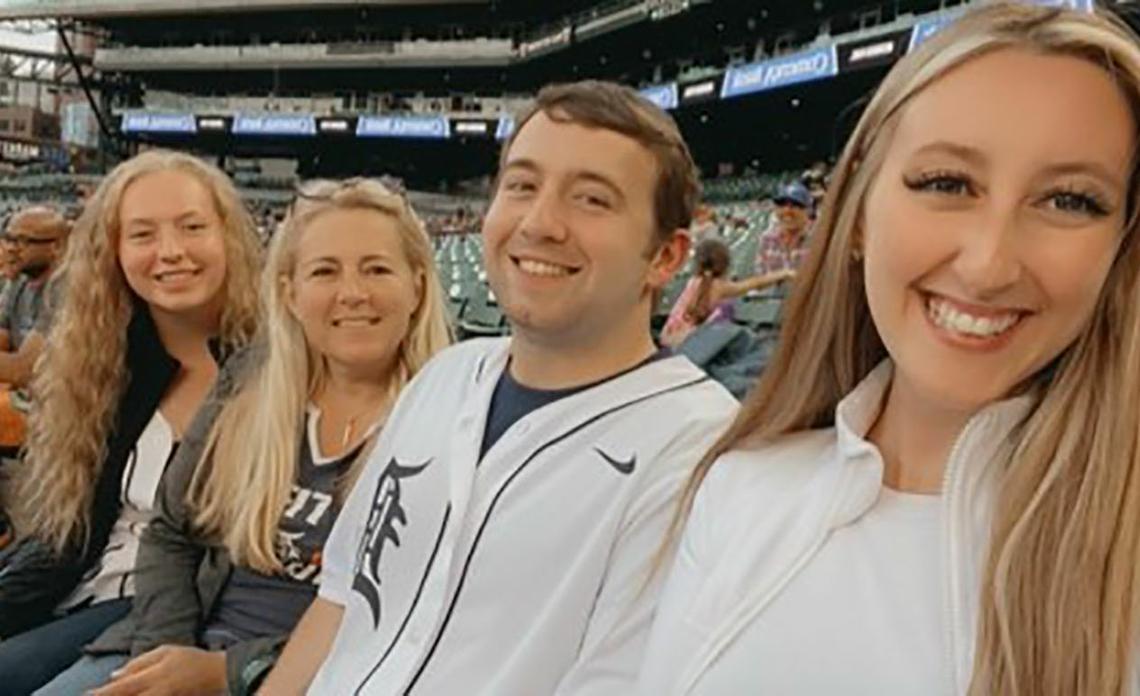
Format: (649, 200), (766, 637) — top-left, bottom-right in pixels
(41, 178), (451, 695)
(637, 4), (1140, 695)
(0, 149), (261, 693)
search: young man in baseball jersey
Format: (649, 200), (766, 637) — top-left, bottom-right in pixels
(261, 80), (738, 696)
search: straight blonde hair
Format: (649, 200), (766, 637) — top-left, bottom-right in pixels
(188, 178), (452, 574)
(14, 150), (261, 553)
(670, 4), (1140, 694)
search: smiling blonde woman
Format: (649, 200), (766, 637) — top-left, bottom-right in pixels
(0, 149), (261, 694)
(637, 4), (1140, 696)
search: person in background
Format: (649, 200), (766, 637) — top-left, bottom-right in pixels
(752, 181), (812, 291)
(0, 224), (27, 549)
(637, 4), (1140, 695)
(40, 178), (452, 695)
(689, 205), (719, 243)
(0, 206), (70, 388)
(803, 160), (829, 209)
(0, 229), (23, 310)
(661, 237), (791, 348)
(0, 149), (262, 695)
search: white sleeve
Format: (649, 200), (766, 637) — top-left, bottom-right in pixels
(317, 415), (402, 606)
(553, 413), (728, 696)
(631, 461), (723, 696)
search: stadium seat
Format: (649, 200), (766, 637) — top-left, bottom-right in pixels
(458, 282), (507, 337)
(735, 297), (782, 329)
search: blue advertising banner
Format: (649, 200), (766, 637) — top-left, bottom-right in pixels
(496, 115), (515, 141)
(721, 45), (838, 100)
(907, 13), (961, 52)
(639, 82), (678, 111)
(121, 112), (197, 134)
(232, 114), (316, 136)
(356, 115), (450, 139)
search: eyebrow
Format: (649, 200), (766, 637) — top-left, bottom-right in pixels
(571, 170), (625, 202)
(501, 158), (540, 176)
(911, 141), (1125, 192)
(909, 141), (989, 167)
(301, 254), (392, 266)
(501, 158), (625, 201)
(1037, 161), (1125, 192)
(122, 209), (209, 227)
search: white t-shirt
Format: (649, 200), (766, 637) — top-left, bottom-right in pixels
(308, 338), (738, 696)
(62, 410), (177, 608)
(691, 488), (946, 696)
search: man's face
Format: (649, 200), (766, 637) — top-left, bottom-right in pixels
(0, 237), (18, 278)
(8, 211), (64, 278)
(482, 111), (682, 347)
(775, 199), (810, 233)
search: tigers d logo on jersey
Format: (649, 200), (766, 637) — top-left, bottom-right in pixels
(351, 457), (431, 629)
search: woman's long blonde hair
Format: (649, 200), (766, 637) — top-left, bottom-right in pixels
(187, 178), (452, 574)
(14, 149), (262, 553)
(671, 4), (1140, 694)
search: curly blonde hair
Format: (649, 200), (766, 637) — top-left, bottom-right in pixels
(188, 178), (452, 573)
(13, 149), (262, 553)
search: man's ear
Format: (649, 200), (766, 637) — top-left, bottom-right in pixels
(646, 229), (691, 291)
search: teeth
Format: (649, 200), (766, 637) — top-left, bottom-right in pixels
(517, 258), (572, 277)
(333, 318), (379, 327)
(927, 297), (1019, 337)
(156, 270), (196, 281)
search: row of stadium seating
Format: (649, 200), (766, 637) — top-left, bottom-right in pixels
(702, 173), (801, 203)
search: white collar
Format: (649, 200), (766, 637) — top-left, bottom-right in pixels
(830, 359), (1037, 526)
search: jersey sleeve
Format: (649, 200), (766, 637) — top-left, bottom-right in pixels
(553, 395), (735, 696)
(630, 453), (729, 696)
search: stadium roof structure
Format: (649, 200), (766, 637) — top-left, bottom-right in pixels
(0, 0), (1128, 183)
(0, 0), (490, 19)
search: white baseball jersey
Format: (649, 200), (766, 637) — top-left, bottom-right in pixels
(309, 337), (737, 696)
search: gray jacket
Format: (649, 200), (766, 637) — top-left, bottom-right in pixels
(87, 344), (283, 694)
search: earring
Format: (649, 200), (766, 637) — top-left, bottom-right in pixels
(851, 247), (864, 262)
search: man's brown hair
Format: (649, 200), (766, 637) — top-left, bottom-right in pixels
(498, 80), (701, 246)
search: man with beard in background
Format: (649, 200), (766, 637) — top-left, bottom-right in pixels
(0, 206), (69, 387)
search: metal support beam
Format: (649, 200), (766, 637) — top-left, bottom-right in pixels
(56, 23), (117, 153)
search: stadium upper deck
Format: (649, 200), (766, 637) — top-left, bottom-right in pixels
(0, 0), (1129, 185)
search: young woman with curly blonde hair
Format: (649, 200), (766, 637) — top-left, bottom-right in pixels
(0, 149), (261, 693)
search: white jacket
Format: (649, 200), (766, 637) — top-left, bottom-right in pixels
(637, 361), (1035, 695)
